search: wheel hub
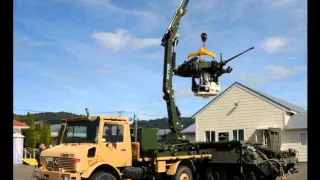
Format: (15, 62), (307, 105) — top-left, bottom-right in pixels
(180, 172), (190, 180)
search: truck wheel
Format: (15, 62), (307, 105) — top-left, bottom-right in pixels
(204, 167), (227, 180)
(173, 166), (193, 180)
(89, 172), (117, 180)
(246, 172), (256, 180)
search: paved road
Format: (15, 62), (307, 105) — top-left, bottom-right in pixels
(277, 163), (307, 180)
(14, 163), (307, 180)
(13, 164), (37, 180)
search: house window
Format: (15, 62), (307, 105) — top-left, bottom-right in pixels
(205, 131), (215, 142)
(211, 131), (215, 142)
(300, 133), (307, 146)
(233, 129), (244, 141)
(218, 132), (229, 141)
(233, 130), (237, 140)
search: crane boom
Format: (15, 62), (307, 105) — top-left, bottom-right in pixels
(161, 0), (189, 139)
(160, 0), (253, 140)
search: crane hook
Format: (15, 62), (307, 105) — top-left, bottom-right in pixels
(201, 32), (207, 48)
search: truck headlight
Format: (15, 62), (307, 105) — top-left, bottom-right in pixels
(41, 157), (53, 166)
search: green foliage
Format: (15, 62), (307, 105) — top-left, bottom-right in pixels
(40, 122), (52, 146)
(129, 117), (194, 129)
(14, 113), (21, 121)
(35, 124), (42, 145)
(15, 112), (83, 124)
(23, 113), (37, 148)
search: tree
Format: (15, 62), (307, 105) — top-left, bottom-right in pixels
(24, 112), (36, 148)
(47, 123), (52, 145)
(35, 124), (42, 146)
(14, 113), (21, 121)
(40, 122), (52, 146)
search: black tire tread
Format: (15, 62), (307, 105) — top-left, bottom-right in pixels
(122, 167), (145, 179)
(89, 172), (117, 180)
(204, 166), (227, 180)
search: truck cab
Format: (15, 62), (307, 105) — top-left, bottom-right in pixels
(37, 116), (132, 180)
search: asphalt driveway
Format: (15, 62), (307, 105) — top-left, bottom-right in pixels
(14, 163), (307, 180)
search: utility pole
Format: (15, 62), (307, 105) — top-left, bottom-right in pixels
(133, 114), (139, 142)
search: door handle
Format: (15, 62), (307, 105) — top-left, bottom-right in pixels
(121, 149), (126, 151)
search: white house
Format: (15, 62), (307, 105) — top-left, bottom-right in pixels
(181, 82), (307, 162)
(13, 119), (29, 164)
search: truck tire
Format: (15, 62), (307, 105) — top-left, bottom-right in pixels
(122, 167), (147, 179)
(204, 166), (227, 180)
(89, 172), (117, 180)
(172, 166), (193, 180)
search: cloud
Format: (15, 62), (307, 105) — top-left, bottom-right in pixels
(91, 29), (160, 51)
(271, 0), (295, 8)
(264, 65), (291, 77)
(96, 67), (116, 74)
(79, 0), (161, 28)
(261, 36), (288, 53)
(175, 87), (193, 98)
(240, 64), (306, 84)
(15, 36), (48, 47)
(144, 52), (164, 60)
(195, 0), (216, 9)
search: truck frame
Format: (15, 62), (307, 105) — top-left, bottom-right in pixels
(35, 116), (298, 180)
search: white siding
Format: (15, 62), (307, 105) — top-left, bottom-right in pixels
(281, 129), (308, 162)
(284, 112), (292, 125)
(196, 85), (284, 142)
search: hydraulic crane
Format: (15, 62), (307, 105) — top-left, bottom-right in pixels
(36, 1), (298, 180)
(161, 0), (254, 140)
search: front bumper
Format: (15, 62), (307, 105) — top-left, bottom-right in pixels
(34, 169), (81, 180)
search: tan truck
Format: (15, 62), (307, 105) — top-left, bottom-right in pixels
(35, 116), (213, 180)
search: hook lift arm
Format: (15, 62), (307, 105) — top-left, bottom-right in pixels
(160, 0), (254, 140)
(161, 0), (189, 139)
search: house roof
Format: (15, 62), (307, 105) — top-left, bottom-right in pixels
(285, 112), (307, 129)
(13, 119), (29, 128)
(181, 123), (195, 133)
(191, 82), (306, 118)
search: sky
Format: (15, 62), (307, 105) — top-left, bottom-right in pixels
(14, 0), (307, 120)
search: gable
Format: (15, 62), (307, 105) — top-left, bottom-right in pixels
(191, 82), (306, 118)
(285, 112), (307, 129)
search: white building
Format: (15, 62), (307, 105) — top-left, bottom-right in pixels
(13, 119), (29, 164)
(181, 82), (307, 162)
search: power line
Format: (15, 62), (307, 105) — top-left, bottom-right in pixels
(13, 108), (167, 117)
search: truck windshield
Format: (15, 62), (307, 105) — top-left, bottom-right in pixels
(62, 120), (99, 143)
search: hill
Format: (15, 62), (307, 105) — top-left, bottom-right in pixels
(13, 112), (83, 124)
(133, 117), (194, 129)
(13, 112), (194, 129)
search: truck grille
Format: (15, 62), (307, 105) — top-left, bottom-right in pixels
(46, 157), (75, 171)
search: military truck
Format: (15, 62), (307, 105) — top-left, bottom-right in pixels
(34, 0), (298, 179)
(34, 115), (299, 180)
(35, 116), (214, 180)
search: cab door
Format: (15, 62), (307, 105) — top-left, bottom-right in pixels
(99, 122), (129, 167)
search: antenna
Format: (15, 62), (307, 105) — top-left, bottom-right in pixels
(117, 111), (124, 116)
